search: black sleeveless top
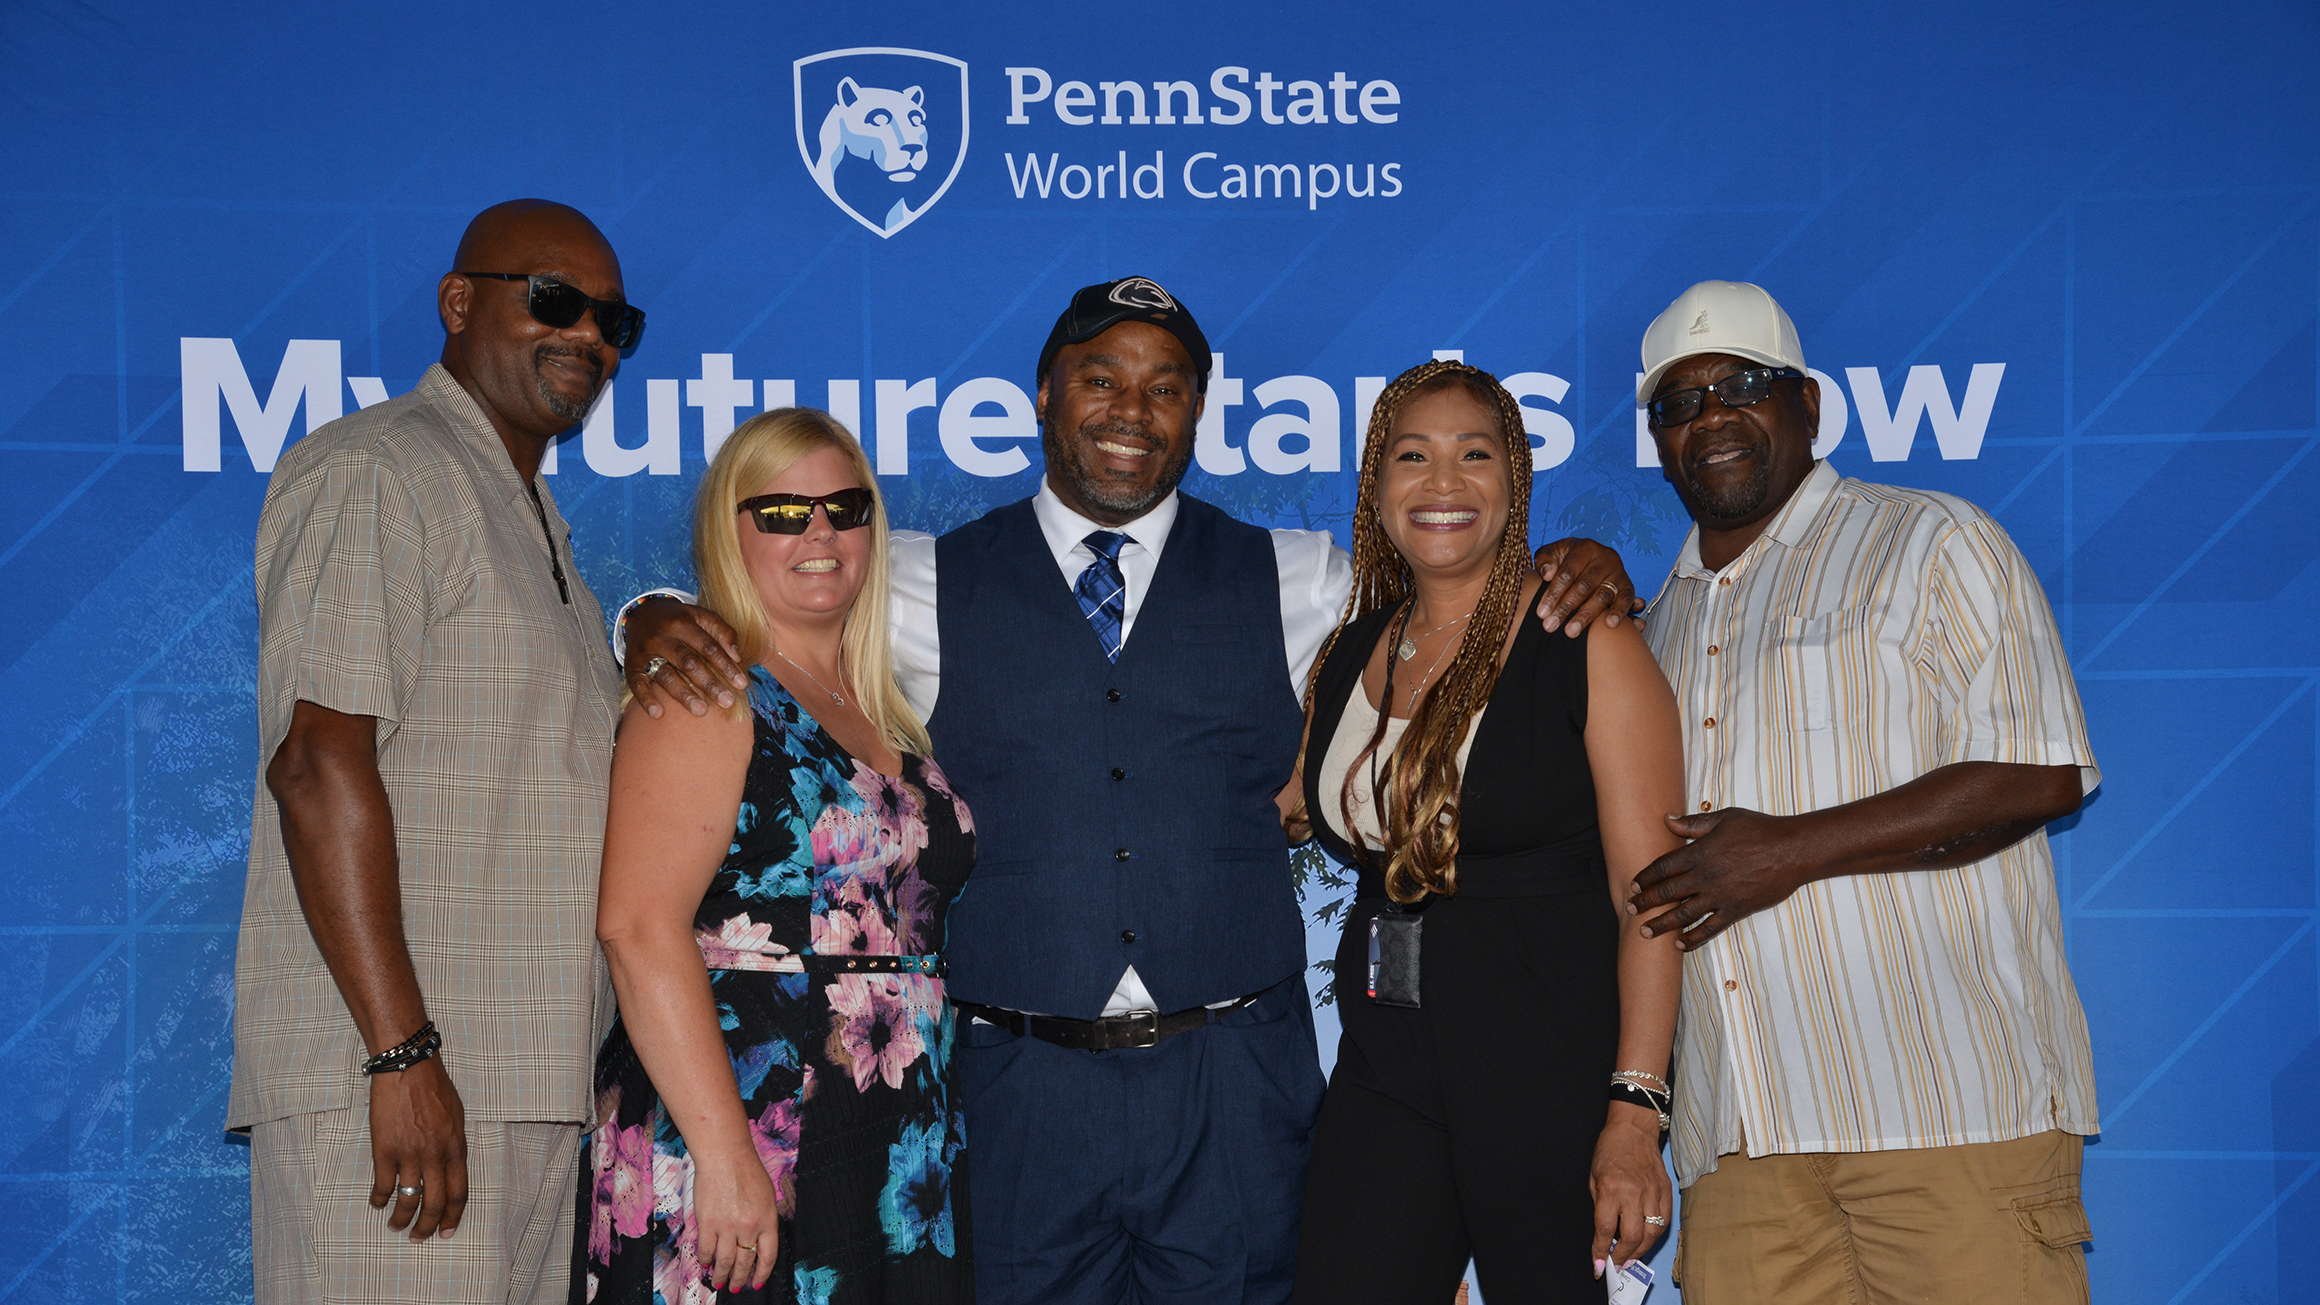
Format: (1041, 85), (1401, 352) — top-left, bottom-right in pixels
(1302, 605), (1604, 900)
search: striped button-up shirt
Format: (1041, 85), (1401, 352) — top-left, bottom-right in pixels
(1642, 461), (2100, 1185)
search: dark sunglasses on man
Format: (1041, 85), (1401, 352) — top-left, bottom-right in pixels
(1647, 366), (1804, 428)
(737, 488), (877, 534)
(457, 272), (647, 352)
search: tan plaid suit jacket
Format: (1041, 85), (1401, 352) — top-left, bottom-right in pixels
(229, 365), (620, 1130)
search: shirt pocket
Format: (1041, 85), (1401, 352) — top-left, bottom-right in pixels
(1774, 607), (1875, 732)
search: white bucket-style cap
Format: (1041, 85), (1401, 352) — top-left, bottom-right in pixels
(1637, 280), (1808, 403)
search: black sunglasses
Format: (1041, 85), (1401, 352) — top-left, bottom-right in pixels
(1647, 367), (1804, 428)
(457, 272), (647, 352)
(737, 488), (877, 534)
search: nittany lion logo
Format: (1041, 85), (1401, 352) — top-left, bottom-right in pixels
(794, 47), (969, 239)
(815, 80), (930, 186)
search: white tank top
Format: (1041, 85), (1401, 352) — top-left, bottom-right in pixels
(1313, 675), (1485, 850)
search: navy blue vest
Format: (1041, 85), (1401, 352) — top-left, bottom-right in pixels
(927, 496), (1307, 1018)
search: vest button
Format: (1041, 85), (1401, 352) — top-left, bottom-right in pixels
(1106, 688), (1122, 702)
(1115, 848), (1132, 862)
(1110, 768), (1127, 781)
(1121, 930), (1138, 943)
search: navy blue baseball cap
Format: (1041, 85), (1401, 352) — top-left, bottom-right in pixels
(1037, 276), (1212, 393)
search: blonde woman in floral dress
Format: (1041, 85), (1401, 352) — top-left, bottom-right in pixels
(578, 409), (974, 1305)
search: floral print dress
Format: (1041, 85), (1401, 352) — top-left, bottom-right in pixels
(577, 669), (975, 1305)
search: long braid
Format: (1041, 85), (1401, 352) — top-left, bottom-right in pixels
(1285, 359), (1535, 903)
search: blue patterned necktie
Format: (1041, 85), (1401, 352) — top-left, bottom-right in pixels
(1073, 530), (1130, 662)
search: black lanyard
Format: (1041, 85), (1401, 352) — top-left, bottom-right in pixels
(1367, 603), (1414, 833)
(525, 481), (572, 605)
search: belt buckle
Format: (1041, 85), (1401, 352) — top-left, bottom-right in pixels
(1113, 1010), (1160, 1050)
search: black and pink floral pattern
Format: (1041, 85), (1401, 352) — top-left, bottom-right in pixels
(577, 668), (975, 1304)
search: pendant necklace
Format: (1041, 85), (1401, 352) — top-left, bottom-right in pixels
(1407, 634), (1465, 714)
(773, 648), (846, 708)
(1397, 609), (1473, 662)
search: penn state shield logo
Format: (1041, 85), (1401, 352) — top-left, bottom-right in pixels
(794, 47), (970, 239)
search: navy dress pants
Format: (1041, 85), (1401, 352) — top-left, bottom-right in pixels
(957, 978), (1326, 1305)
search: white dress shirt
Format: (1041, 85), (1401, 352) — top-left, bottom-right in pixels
(888, 481), (1348, 724)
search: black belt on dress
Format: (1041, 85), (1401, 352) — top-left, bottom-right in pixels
(955, 979), (1280, 1053)
(804, 953), (945, 975)
(1434, 847), (1607, 898)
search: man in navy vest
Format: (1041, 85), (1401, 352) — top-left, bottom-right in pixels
(620, 277), (1641, 1304)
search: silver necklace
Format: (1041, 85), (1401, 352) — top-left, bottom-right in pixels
(1397, 609), (1473, 661)
(1407, 632), (1464, 713)
(773, 649), (846, 708)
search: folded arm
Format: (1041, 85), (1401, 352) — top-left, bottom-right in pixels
(1629, 760), (2084, 950)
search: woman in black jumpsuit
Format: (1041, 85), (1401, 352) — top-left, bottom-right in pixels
(1288, 361), (1686, 1304)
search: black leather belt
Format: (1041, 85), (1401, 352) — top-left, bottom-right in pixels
(956, 984), (1272, 1053)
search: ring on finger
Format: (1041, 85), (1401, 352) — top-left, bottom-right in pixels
(1644, 1214), (1668, 1226)
(735, 1241), (757, 1253)
(641, 656), (671, 680)
(396, 1185), (422, 1198)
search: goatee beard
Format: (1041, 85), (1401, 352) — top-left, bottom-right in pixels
(1684, 461), (1772, 523)
(1042, 404), (1192, 519)
(535, 346), (604, 423)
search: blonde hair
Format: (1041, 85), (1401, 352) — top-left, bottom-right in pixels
(1288, 360), (1534, 904)
(692, 407), (931, 756)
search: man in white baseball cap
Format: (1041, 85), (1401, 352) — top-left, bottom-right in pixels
(1625, 280), (2104, 1301)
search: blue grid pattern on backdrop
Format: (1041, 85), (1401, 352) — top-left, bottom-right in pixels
(0, 1), (2314, 1300)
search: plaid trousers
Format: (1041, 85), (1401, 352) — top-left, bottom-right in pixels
(250, 1105), (578, 1305)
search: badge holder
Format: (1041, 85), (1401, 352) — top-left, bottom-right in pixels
(1368, 905), (1423, 1007)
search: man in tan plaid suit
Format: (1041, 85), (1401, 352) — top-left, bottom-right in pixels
(229, 200), (633, 1304)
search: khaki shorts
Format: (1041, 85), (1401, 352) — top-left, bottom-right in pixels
(248, 1106), (579, 1305)
(1674, 1129), (2092, 1305)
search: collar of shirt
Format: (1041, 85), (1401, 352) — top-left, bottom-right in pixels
(420, 363), (540, 510)
(1670, 458), (1843, 581)
(1030, 478), (1179, 650)
(1031, 478), (1179, 578)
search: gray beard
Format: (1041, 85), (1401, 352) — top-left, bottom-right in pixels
(534, 347), (603, 423)
(540, 380), (590, 424)
(1041, 404), (1192, 518)
(1687, 466), (1771, 522)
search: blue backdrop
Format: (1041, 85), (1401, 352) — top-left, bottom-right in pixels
(1, 2), (2314, 1300)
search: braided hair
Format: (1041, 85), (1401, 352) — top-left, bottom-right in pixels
(1288, 359), (1535, 904)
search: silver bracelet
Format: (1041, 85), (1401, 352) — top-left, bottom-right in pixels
(1608, 1075), (1671, 1134)
(1611, 1069), (1671, 1095)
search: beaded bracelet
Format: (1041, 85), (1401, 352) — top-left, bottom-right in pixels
(362, 1021), (442, 1076)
